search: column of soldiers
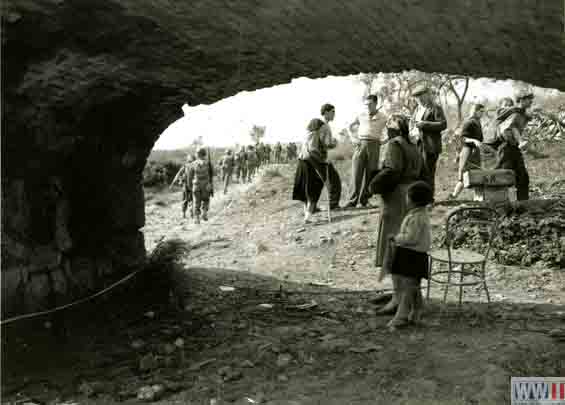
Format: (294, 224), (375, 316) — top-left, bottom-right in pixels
(171, 141), (300, 223)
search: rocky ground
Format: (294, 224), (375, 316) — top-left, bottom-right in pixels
(2, 150), (565, 405)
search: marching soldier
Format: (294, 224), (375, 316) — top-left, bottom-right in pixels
(246, 145), (259, 182)
(235, 145), (248, 183)
(220, 149), (235, 194)
(187, 148), (213, 224)
(170, 153), (196, 219)
(274, 142), (282, 163)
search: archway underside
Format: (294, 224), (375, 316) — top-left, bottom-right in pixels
(2, 0), (564, 316)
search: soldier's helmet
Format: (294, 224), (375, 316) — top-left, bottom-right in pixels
(226, 150), (232, 155)
(197, 147), (207, 158)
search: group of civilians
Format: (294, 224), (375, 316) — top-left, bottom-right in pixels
(292, 84), (535, 329)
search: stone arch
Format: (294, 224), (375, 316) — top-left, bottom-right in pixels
(2, 0), (564, 316)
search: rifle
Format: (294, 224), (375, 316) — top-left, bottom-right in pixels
(207, 147), (214, 197)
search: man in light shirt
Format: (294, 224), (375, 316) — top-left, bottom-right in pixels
(345, 94), (386, 208)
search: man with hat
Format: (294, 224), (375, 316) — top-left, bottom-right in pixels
(409, 84), (447, 198)
(345, 94), (386, 208)
(494, 89), (534, 200)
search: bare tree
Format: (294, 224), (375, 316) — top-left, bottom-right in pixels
(249, 125), (266, 144)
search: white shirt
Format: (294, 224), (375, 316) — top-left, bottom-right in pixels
(410, 104), (427, 142)
(351, 111), (385, 142)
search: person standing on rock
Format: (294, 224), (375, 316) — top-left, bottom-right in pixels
(187, 148), (213, 224)
(494, 89), (534, 200)
(367, 114), (426, 314)
(450, 103), (485, 199)
(220, 149), (235, 194)
(409, 84), (447, 198)
(345, 94), (386, 208)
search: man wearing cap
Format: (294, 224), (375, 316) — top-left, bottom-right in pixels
(345, 94), (386, 208)
(494, 89), (534, 200)
(410, 84), (447, 198)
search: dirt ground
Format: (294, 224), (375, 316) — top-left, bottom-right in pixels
(2, 150), (565, 405)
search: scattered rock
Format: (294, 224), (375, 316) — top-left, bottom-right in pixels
(160, 343), (176, 355)
(218, 366), (243, 382)
(174, 338), (185, 348)
(144, 311), (155, 319)
(219, 286), (236, 292)
(296, 228), (306, 233)
(349, 344), (383, 353)
(188, 358), (216, 371)
(318, 338), (351, 352)
(277, 374), (289, 382)
(258, 303), (274, 309)
(78, 381), (106, 397)
(276, 353), (293, 368)
(137, 384), (165, 402)
(240, 359), (255, 368)
(139, 354), (158, 371)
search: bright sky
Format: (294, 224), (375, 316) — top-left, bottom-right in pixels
(152, 74), (546, 150)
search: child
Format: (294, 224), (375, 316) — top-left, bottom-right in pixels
(450, 103), (485, 199)
(187, 148), (213, 224)
(386, 180), (433, 330)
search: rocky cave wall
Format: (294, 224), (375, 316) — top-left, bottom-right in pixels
(2, 0), (564, 318)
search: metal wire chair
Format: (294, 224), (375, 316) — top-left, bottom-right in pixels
(427, 206), (499, 305)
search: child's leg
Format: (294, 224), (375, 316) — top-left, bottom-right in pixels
(408, 278), (423, 323)
(388, 275), (411, 327)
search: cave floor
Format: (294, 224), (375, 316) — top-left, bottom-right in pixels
(2, 152), (565, 405)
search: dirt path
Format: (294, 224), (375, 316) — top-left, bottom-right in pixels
(3, 162), (564, 405)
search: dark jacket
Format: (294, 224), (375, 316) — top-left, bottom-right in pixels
(414, 103), (447, 155)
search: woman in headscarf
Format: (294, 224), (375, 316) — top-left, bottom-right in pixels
(368, 113), (427, 313)
(292, 118), (327, 223)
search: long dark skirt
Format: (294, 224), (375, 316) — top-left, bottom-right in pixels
(292, 159), (324, 205)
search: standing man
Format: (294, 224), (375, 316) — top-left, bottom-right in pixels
(170, 153), (196, 219)
(345, 94), (386, 208)
(274, 142), (282, 163)
(235, 145), (247, 183)
(495, 89), (534, 200)
(410, 84), (447, 198)
(318, 103), (342, 210)
(187, 148), (213, 224)
(220, 149), (235, 194)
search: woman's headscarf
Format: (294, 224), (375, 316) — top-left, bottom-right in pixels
(307, 118), (325, 132)
(385, 114), (410, 140)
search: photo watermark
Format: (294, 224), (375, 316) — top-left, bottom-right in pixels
(512, 377), (565, 405)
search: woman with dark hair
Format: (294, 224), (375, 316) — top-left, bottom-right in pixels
(292, 118), (327, 223)
(368, 114), (427, 313)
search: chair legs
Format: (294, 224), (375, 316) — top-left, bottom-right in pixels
(482, 263), (491, 303)
(458, 264), (464, 306)
(443, 262), (453, 303)
(426, 257), (432, 300)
